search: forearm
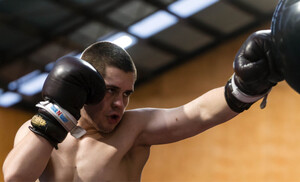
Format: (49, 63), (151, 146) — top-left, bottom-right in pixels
(3, 132), (53, 182)
(140, 87), (238, 145)
(184, 87), (238, 132)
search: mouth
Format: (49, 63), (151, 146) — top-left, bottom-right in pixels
(108, 114), (120, 125)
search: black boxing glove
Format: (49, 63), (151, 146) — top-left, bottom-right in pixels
(29, 56), (106, 149)
(225, 30), (284, 113)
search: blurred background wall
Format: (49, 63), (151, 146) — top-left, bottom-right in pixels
(2, 23), (300, 182)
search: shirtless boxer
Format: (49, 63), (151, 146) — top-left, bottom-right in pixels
(3, 30), (280, 182)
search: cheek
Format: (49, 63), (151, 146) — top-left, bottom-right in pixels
(124, 98), (129, 108)
(101, 95), (112, 108)
(85, 100), (106, 116)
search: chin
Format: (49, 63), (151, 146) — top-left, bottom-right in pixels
(97, 120), (121, 134)
(98, 126), (115, 134)
(99, 129), (113, 134)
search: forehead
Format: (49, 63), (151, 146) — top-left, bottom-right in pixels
(104, 66), (135, 89)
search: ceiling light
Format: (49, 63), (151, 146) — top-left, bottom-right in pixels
(0, 92), (22, 107)
(128, 10), (178, 38)
(8, 70), (41, 91)
(102, 32), (138, 49)
(18, 72), (49, 96)
(45, 62), (55, 72)
(168, 0), (219, 18)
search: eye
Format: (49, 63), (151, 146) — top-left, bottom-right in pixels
(106, 88), (115, 93)
(123, 91), (133, 97)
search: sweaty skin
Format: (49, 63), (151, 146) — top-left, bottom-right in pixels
(4, 66), (237, 182)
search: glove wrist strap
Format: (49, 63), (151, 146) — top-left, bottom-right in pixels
(36, 101), (86, 139)
(231, 73), (271, 103)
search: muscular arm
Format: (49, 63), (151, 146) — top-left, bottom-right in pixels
(3, 121), (53, 182)
(134, 31), (280, 146)
(135, 87), (238, 146)
(3, 57), (105, 181)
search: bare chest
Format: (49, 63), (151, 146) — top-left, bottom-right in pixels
(41, 136), (150, 182)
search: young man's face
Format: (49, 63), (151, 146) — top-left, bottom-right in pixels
(84, 66), (135, 133)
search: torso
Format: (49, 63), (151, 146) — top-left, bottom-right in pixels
(40, 111), (150, 182)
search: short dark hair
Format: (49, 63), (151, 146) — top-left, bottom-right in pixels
(81, 41), (137, 80)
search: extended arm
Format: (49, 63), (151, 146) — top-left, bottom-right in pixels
(136, 30), (281, 146)
(136, 87), (237, 145)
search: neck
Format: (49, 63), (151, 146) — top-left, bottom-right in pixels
(77, 112), (110, 139)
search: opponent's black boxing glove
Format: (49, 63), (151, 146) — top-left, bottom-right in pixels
(225, 30), (284, 113)
(29, 56), (106, 149)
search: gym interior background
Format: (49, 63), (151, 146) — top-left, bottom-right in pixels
(2, 0), (300, 181)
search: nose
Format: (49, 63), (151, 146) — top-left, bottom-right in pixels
(112, 94), (125, 110)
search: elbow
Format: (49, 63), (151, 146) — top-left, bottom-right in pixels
(3, 170), (21, 182)
(3, 171), (18, 182)
(4, 173), (35, 182)
(4, 175), (19, 182)
(3, 167), (35, 182)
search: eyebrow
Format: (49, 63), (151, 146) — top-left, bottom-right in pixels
(106, 84), (134, 94)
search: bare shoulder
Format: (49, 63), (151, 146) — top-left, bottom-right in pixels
(120, 108), (158, 146)
(119, 108), (160, 134)
(123, 108), (159, 125)
(14, 120), (32, 146)
(122, 107), (169, 132)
